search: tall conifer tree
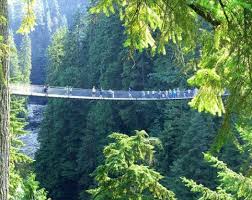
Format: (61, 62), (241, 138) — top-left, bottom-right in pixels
(0, 0), (10, 198)
(19, 35), (31, 83)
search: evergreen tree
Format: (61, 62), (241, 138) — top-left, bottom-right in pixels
(44, 0), (52, 33)
(35, 100), (86, 200)
(9, 31), (21, 82)
(0, 1), (11, 198)
(148, 47), (222, 199)
(88, 131), (176, 200)
(35, 13), (90, 200)
(46, 26), (68, 85)
(8, 27), (48, 200)
(37, 7), (244, 200)
(167, 112), (217, 200)
(51, 0), (61, 23)
(77, 101), (120, 199)
(34, 0), (45, 25)
(19, 34), (32, 83)
(22, 174), (48, 200)
(7, 11), (48, 200)
(183, 152), (252, 199)
(28, 2), (252, 200)
(9, 97), (48, 200)
(181, 121), (252, 199)
(91, 0), (252, 151)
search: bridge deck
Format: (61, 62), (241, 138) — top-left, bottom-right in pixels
(10, 84), (196, 101)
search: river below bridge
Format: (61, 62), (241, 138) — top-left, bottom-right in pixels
(19, 104), (45, 158)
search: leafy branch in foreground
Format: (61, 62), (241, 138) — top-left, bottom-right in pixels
(91, 0), (252, 150)
(87, 130), (176, 200)
(17, 0), (36, 34)
(182, 178), (234, 200)
(182, 124), (252, 200)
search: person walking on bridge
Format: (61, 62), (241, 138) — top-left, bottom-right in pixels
(92, 86), (96, 97)
(43, 84), (49, 95)
(172, 89), (176, 98)
(168, 89), (172, 98)
(108, 89), (114, 98)
(142, 91), (145, 98)
(176, 88), (180, 98)
(65, 86), (68, 95)
(128, 87), (132, 98)
(99, 87), (103, 97)
(158, 89), (162, 98)
(69, 87), (72, 95)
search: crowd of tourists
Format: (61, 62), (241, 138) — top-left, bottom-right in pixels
(42, 85), (199, 99)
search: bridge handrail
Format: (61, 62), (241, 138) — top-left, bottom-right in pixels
(9, 84), (198, 96)
(9, 84), (198, 94)
(9, 84), (67, 90)
(9, 84), (229, 101)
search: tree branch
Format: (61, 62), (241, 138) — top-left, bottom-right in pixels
(188, 4), (221, 27)
(218, 0), (230, 23)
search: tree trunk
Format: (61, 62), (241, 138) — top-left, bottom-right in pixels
(0, 0), (10, 199)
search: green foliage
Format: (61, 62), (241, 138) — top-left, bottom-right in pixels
(182, 178), (234, 200)
(22, 173), (48, 200)
(36, 10), (233, 200)
(9, 32), (22, 82)
(183, 124), (252, 199)
(19, 34), (32, 83)
(157, 102), (219, 200)
(91, 0), (252, 150)
(17, 0), (36, 34)
(0, 15), (7, 25)
(46, 27), (68, 85)
(10, 172), (48, 200)
(8, 19), (48, 200)
(9, 95), (48, 200)
(90, 0), (198, 55)
(36, 100), (87, 200)
(188, 69), (224, 116)
(0, 14), (9, 86)
(9, 40), (32, 199)
(87, 131), (176, 200)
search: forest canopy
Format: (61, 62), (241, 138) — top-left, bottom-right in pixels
(1, 0), (252, 200)
(91, 0), (252, 150)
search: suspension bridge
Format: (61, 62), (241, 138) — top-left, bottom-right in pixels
(9, 84), (197, 101)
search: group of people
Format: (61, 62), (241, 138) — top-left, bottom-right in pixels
(129, 88), (198, 99)
(65, 86), (73, 95)
(92, 86), (115, 98)
(42, 84), (199, 99)
(91, 86), (199, 99)
(43, 85), (73, 95)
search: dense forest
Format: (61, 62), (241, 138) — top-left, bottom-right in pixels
(34, 7), (245, 200)
(6, 0), (87, 199)
(9, 0), (87, 84)
(0, 0), (252, 200)
(8, 25), (48, 199)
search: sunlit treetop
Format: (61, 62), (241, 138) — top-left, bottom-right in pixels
(88, 130), (176, 200)
(91, 0), (200, 55)
(0, 0), (35, 69)
(17, 0), (36, 34)
(91, 0), (252, 150)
